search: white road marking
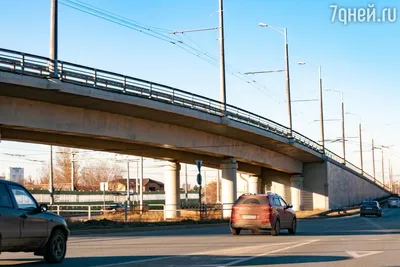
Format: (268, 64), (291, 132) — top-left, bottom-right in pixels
(346, 251), (383, 258)
(95, 241), (298, 267)
(90, 256), (176, 267)
(217, 239), (320, 267)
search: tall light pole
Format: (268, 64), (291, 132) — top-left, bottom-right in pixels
(70, 151), (76, 191)
(298, 62), (325, 153)
(49, 0), (58, 77)
(219, 0), (227, 113)
(49, 145), (54, 205)
(346, 112), (363, 174)
(326, 89), (346, 163)
(372, 138), (376, 179)
(169, 0), (226, 114)
(255, 23), (292, 136)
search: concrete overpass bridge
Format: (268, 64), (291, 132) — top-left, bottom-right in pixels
(0, 48), (391, 218)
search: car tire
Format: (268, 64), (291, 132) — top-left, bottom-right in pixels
(288, 218), (297, 235)
(230, 228), (241, 236)
(271, 219), (280, 236)
(43, 229), (67, 264)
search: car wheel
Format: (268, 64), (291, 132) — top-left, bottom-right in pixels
(230, 228), (241, 236)
(44, 229), (67, 264)
(271, 219), (280, 236)
(288, 218), (297, 234)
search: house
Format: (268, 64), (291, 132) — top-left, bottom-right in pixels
(109, 178), (164, 192)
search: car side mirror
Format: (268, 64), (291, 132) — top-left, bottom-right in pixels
(39, 204), (48, 213)
(286, 204), (293, 209)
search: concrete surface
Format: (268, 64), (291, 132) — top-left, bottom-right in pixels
(0, 71), (321, 163)
(2, 205), (400, 266)
(0, 95), (302, 174)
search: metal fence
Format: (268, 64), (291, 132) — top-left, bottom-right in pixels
(0, 48), (390, 192)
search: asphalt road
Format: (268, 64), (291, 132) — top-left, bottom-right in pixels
(1, 206), (400, 267)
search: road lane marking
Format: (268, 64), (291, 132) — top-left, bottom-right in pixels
(346, 251), (383, 258)
(94, 242), (298, 267)
(217, 239), (320, 267)
(95, 256), (176, 267)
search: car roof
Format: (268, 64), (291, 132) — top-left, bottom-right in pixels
(0, 179), (25, 187)
(239, 192), (280, 197)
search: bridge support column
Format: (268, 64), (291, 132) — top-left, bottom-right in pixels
(290, 175), (304, 211)
(248, 175), (260, 194)
(164, 161), (181, 219)
(220, 157), (238, 218)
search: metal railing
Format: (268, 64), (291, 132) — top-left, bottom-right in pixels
(0, 48), (390, 192)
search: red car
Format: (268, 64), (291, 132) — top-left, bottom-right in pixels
(230, 192), (296, 236)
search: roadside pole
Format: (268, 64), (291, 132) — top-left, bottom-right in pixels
(196, 160), (202, 219)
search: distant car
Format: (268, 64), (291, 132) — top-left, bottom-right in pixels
(229, 192), (296, 236)
(388, 197), (400, 208)
(360, 200), (382, 217)
(100, 202), (126, 215)
(0, 180), (69, 263)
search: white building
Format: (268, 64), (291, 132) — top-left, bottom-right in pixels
(9, 167), (24, 183)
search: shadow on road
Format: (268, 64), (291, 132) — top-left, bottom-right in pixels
(0, 254), (351, 267)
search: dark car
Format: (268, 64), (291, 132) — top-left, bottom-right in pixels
(360, 200), (382, 217)
(0, 180), (69, 263)
(229, 192), (296, 236)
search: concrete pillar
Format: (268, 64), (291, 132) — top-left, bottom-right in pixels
(164, 161), (181, 219)
(220, 157), (238, 218)
(290, 175), (304, 211)
(248, 175), (260, 194)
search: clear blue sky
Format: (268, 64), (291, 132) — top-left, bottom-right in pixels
(0, 0), (399, 183)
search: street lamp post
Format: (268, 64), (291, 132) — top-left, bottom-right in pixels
(49, 0), (58, 77)
(326, 89), (346, 163)
(346, 112), (363, 174)
(298, 63), (325, 153)
(257, 23), (292, 136)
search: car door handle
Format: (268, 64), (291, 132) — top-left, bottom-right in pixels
(20, 214), (27, 219)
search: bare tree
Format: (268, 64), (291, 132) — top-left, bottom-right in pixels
(202, 181), (218, 203)
(79, 160), (124, 190)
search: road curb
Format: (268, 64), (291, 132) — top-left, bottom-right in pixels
(71, 222), (229, 235)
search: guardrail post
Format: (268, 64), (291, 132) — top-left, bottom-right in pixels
(88, 205), (91, 220)
(171, 89), (175, 103)
(149, 83), (152, 98)
(94, 69), (97, 87)
(57, 205), (60, 215)
(20, 54), (25, 73)
(123, 76), (126, 93)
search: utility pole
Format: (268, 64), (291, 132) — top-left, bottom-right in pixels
(341, 95), (346, 163)
(217, 170), (220, 203)
(49, 0), (58, 77)
(126, 161), (130, 209)
(140, 156), (144, 214)
(372, 139), (376, 180)
(319, 66), (325, 153)
(49, 145), (54, 205)
(136, 161), (139, 194)
(381, 149), (385, 186)
(359, 123), (363, 174)
(219, 0), (227, 114)
(185, 164), (188, 204)
(204, 171), (207, 205)
(70, 151), (75, 191)
(284, 28), (293, 136)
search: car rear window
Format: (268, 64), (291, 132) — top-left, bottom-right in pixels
(362, 201), (377, 206)
(235, 197), (269, 205)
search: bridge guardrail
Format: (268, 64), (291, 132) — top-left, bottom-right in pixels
(0, 48), (390, 192)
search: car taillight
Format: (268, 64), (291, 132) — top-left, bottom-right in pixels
(259, 206), (271, 222)
(231, 206), (239, 222)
